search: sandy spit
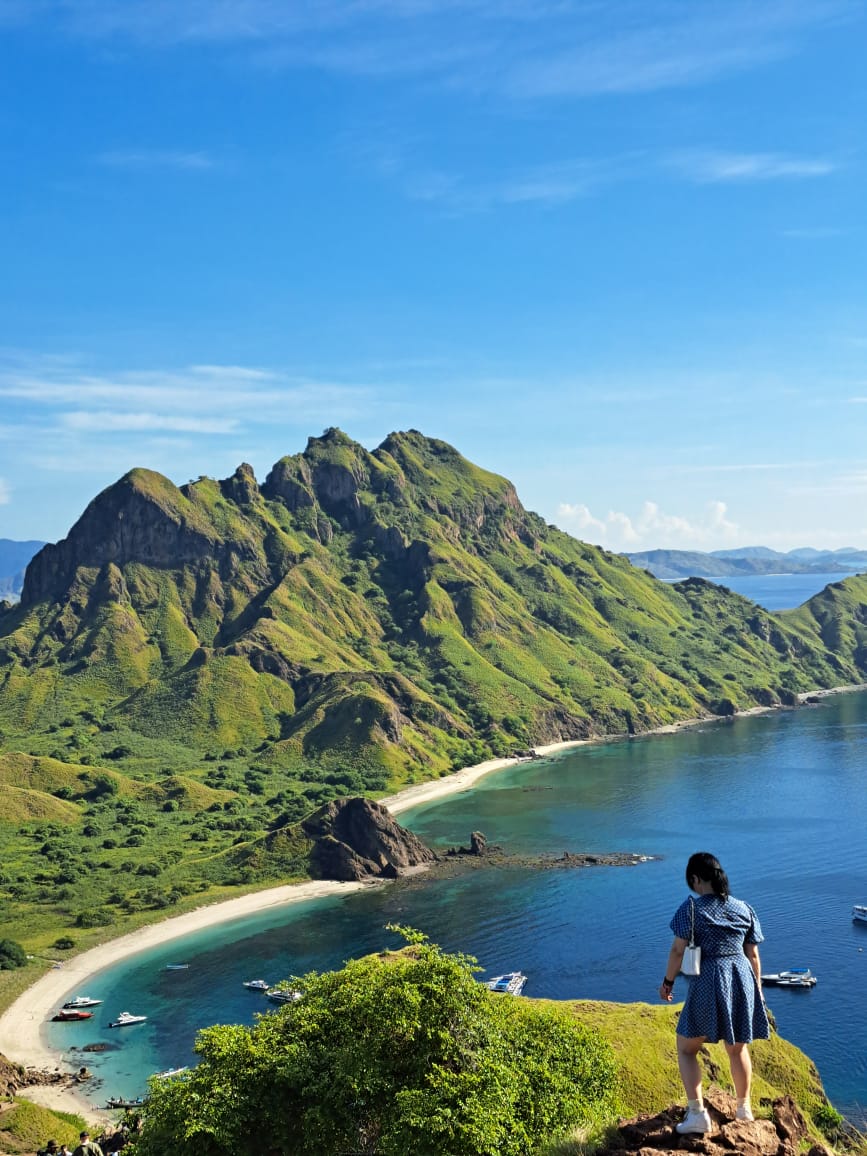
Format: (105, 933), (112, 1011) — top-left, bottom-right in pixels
(0, 879), (377, 1120)
(3, 680), (866, 1119)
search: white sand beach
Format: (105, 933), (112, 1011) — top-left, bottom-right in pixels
(3, 681), (866, 1122)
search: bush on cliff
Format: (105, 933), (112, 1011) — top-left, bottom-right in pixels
(134, 928), (618, 1156)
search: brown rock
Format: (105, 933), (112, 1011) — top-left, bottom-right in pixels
(772, 1096), (809, 1145)
(302, 797), (437, 882)
(592, 1085), (824, 1156)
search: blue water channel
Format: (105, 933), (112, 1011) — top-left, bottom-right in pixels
(46, 689), (867, 1125)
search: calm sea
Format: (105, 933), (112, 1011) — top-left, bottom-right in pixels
(47, 690), (867, 1126)
(699, 570), (862, 611)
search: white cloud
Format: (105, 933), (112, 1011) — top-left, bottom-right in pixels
(60, 411), (240, 434)
(406, 158), (614, 213)
(0, 478), (9, 505)
(0, 355), (378, 475)
(97, 150), (216, 170)
(670, 150), (836, 183)
(557, 498), (739, 550)
(557, 502), (606, 535)
(23, 0), (856, 101)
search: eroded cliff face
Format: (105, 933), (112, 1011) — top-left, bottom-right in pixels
(302, 797), (437, 882)
(21, 470), (221, 607)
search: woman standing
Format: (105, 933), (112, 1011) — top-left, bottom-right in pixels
(659, 851), (770, 1134)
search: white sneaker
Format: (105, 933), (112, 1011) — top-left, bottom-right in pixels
(676, 1108), (712, 1134)
(736, 1105), (754, 1121)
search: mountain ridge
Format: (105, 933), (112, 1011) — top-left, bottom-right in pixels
(5, 428), (867, 790)
(627, 545), (867, 580)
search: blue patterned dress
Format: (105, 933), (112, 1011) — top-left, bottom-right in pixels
(670, 893), (771, 1044)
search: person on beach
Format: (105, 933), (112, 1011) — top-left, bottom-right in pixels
(72, 1131), (104, 1156)
(37, 1141), (58, 1155)
(658, 851), (770, 1134)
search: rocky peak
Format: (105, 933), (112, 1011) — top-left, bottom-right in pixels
(220, 462), (260, 506)
(21, 469), (219, 607)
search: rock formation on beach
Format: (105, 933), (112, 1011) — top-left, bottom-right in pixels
(302, 796), (437, 881)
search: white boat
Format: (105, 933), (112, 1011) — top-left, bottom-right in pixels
(266, 987), (302, 1004)
(243, 979), (271, 991)
(109, 1011), (148, 1027)
(484, 972), (528, 995)
(165, 963), (189, 970)
(853, 905), (867, 923)
(153, 1067), (189, 1080)
(62, 995), (103, 1009)
(761, 968), (817, 988)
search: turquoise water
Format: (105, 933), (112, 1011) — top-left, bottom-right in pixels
(47, 693), (867, 1125)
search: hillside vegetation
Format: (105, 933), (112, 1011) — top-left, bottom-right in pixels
(129, 936), (847, 1156)
(1, 428), (867, 947)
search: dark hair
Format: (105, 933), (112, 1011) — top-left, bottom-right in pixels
(686, 851), (730, 900)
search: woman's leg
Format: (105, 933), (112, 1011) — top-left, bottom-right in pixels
(724, 1042), (752, 1102)
(676, 1035), (707, 1102)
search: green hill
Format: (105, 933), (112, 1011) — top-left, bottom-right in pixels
(1, 429), (867, 946)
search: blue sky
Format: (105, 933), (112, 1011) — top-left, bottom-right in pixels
(1, 0), (866, 551)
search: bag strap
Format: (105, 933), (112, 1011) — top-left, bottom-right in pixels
(689, 897), (696, 947)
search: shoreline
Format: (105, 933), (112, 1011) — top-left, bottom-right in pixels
(3, 680), (866, 1121)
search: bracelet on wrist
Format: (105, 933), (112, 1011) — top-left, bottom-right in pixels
(662, 976), (674, 990)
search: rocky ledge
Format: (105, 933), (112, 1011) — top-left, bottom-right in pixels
(597, 1086), (835, 1156)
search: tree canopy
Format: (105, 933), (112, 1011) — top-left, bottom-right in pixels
(133, 928), (618, 1156)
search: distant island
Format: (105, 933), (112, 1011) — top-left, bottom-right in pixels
(0, 538), (45, 601)
(626, 545), (867, 580)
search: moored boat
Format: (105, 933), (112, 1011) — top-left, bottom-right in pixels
(853, 905), (867, 923)
(62, 995), (103, 1009)
(243, 978), (271, 991)
(761, 968), (817, 988)
(108, 1011), (148, 1027)
(53, 1008), (94, 1021)
(484, 971), (528, 995)
(153, 1066), (189, 1080)
(106, 1096), (145, 1109)
(266, 987), (302, 1004)
(165, 963), (189, 970)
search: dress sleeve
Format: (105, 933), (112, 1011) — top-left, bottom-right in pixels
(744, 903), (764, 944)
(669, 898), (692, 939)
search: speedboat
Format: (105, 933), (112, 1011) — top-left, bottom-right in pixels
(266, 987), (302, 1004)
(108, 1011), (148, 1027)
(484, 972), (528, 995)
(53, 1008), (94, 1021)
(63, 995), (103, 1009)
(243, 979), (271, 991)
(853, 905), (867, 923)
(153, 1067), (189, 1080)
(761, 968), (817, 988)
(165, 963), (189, 970)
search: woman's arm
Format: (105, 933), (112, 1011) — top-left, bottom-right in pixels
(659, 936), (687, 1002)
(744, 941), (761, 986)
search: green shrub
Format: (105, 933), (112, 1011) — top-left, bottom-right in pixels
(0, 938), (27, 969)
(135, 929), (617, 1156)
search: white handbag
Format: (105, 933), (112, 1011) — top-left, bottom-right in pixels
(681, 898), (702, 976)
